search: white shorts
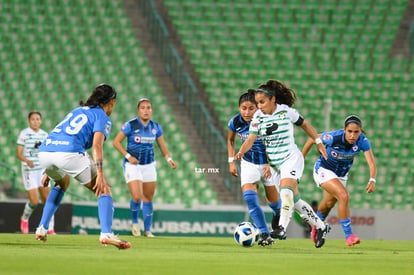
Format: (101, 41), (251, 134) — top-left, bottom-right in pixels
(21, 167), (44, 191)
(38, 151), (96, 185)
(124, 162), (157, 183)
(240, 159), (279, 188)
(313, 165), (348, 187)
(277, 148), (304, 180)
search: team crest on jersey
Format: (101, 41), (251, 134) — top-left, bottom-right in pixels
(278, 111), (287, 120)
(152, 128), (157, 135)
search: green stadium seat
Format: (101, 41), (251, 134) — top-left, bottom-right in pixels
(0, 0), (221, 208)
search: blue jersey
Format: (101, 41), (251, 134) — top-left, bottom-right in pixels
(39, 106), (112, 153)
(228, 113), (267, 165)
(315, 129), (371, 177)
(121, 118), (163, 165)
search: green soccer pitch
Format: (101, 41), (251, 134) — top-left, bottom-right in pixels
(0, 234), (413, 275)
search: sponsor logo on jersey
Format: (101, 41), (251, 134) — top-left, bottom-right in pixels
(45, 139), (70, 146)
(133, 136), (155, 144)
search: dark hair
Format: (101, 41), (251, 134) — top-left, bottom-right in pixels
(137, 98), (152, 108)
(344, 115), (362, 128)
(80, 84), (117, 107)
(28, 111), (42, 119)
(239, 89), (256, 106)
(257, 79), (296, 107)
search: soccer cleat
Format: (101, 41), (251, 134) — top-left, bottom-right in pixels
(100, 233), (131, 250)
(35, 225), (48, 242)
(131, 223), (141, 237)
(20, 217), (29, 234)
(346, 234), (361, 246)
(144, 231), (155, 238)
(270, 225), (287, 240)
(271, 215), (280, 231)
(310, 226), (317, 244)
(47, 229), (56, 235)
(258, 233), (274, 246)
(315, 224), (331, 248)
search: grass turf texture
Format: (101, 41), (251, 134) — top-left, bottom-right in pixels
(0, 234), (413, 275)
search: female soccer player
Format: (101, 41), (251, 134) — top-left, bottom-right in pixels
(235, 79), (330, 248)
(17, 111), (55, 234)
(227, 89), (280, 246)
(35, 84), (131, 249)
(302, 115), (377, 246)
(113, 98), (177, 238)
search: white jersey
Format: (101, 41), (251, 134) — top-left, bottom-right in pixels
(249, 104), (301, 168)
(17, 127), (48, 172)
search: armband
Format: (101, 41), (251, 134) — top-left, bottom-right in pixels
(294, 116), (304, 126)
(315, 138), (322, 145)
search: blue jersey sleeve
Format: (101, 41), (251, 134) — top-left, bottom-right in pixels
(359, 135), (371, 151)
(155, 122), (163, 138)
(93, 115), (112, 139)
(121, 121), (132, 136)
(227, 115), (236, 132)
(321, 132), (334, 146)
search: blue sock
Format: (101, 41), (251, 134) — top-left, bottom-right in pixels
(340, 218), (353, 239)
(268, 200), (281, 217)
(130, 199), (141, 224)
(142, 202), (153, 232)
(243, 190), (268, 234)
(39, 186), (65, 230)
(316, 210), (327, 221)
(98, 195), (114, 234)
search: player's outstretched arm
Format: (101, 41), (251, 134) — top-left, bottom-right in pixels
(234, 133), (257, 160)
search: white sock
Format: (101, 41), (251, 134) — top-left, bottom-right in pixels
(294, 199), (325, 229)
(22, 202), (35, 220)
(48, 215), (55, 230)
(279, 188), (294, 230)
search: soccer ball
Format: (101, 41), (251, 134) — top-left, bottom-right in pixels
(233, 221), (260, 247)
